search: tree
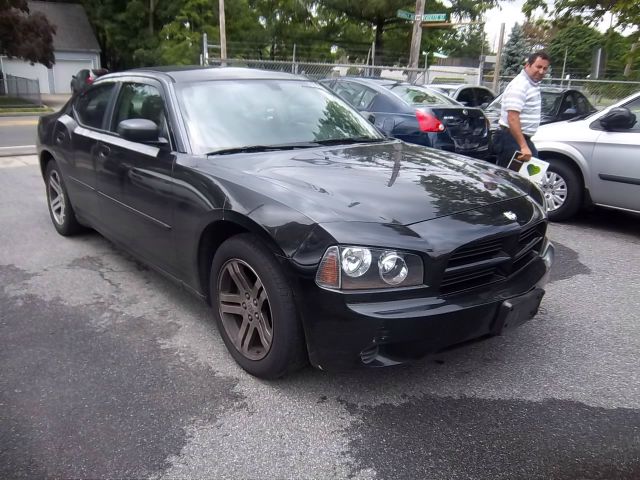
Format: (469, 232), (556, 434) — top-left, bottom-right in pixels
(548, 21), (602, 77)
(0, 0), (56, 67)
(501, 23), (530, 76)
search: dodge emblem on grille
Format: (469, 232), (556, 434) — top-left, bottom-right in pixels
(503, 211), (517, 221)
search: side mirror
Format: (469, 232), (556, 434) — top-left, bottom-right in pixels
(600, 107), (636, 131)
(72, 75), (77, 80)
(117, 118), (162, 143)
(562, 107), (577, 115)
(480, 102), (489, 109)
(367, 113), (376, 124)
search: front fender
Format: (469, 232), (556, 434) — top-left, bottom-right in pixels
(534, 140), (590, 179)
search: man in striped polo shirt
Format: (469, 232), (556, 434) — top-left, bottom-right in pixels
(494, 51), (551, 167)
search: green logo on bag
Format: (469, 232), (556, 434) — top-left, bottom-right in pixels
(527, 164), (541, 176)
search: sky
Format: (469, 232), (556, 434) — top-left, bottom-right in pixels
(483, 0), (619, 52)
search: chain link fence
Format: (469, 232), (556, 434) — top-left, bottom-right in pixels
(491, 76), (640, 108)
(213, 58), (432, 84)
(211, 58), (639, 108)
(2, 74), (42, 106)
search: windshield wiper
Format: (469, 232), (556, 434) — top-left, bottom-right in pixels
(313, 137), (387, 146)
(206, 142), (320, 156)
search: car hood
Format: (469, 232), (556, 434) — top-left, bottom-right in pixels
(200, 141), (529, 225)
(533, 118), (589, 142)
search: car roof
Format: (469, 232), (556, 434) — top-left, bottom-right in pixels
(100, 66), (306, 83)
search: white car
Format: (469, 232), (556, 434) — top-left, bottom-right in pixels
(533, 92), (640, 221)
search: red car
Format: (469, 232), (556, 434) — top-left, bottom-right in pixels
(70, 68), (109, 94)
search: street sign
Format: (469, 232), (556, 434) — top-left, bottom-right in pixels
(397, 10), (448, 22)
(397, 9), (414, 20)
(422, 13), (447, 22)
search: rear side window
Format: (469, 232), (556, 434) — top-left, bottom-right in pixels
(477, 89), (495, 106)
(74, 83), (116, 130)
(456, 88), (475, 106)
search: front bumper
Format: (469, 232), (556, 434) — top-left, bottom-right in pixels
(296, 243), (553, 371)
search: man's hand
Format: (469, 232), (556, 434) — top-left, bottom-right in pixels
(517, 146), (532, 161)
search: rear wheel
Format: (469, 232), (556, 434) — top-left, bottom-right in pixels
(210, 234), (306, 379)
(45, 160), (83, 236)
(541, 160), (582, 221)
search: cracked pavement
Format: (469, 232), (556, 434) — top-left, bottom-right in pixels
(1, 156), (639, 479)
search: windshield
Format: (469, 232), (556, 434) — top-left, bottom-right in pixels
(389, 85), (459, 106)
(176, 80), (384, 154)
(540, 92), (562, 116)
(486, 91), (564, 116)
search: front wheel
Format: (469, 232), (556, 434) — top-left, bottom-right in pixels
(540, 160), (583, 222)
(45, 160), (83, 236)
(210, 234), (307, 379)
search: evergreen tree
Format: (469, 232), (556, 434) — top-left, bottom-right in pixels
(501, 23), (530, 76)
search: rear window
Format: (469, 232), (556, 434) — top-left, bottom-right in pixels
(390, 86), (459, 106)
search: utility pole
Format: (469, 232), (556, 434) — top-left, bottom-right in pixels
(219, 0), (227, 65)
(624, 43), (637, 77)
(149, 0), (155, 35)
(408, 0), (426, 83)
(492, 22), (505, 94)
(560, 47), (568, 86)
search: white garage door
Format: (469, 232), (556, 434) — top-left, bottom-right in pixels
(53, 60), (93, 94)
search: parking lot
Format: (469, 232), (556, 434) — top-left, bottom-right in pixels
(1, 155), (639, 479)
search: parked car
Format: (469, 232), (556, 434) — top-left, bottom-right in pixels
(320, 77), (491, 159)
(70, 68), (109, 94)
(38, 67), (553, 378)
(484, 87), (597, 132)
(533, 91), (640, 221)
(429, 84), (496, 108)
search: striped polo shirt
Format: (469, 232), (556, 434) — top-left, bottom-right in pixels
(499, 69), (541, 136)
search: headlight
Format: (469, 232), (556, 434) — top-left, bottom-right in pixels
(341, 247), (372, 278)
(378, 251), (408, 285)
(316, 245), (424, 290)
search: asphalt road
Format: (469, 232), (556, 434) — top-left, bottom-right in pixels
(0, 117), (38, 156)
(1, 156), (639, 479)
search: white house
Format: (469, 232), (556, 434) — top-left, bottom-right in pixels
(1, 1), (101, 94)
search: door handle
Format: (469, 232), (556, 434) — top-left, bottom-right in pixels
(97, 145), (111, 159)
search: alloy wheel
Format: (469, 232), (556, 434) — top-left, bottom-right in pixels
(48, 170), (66, 225)
(541, 171), (567, 212)
(217, 259), (273, 360)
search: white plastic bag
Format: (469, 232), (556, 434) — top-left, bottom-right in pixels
(508, 153), (549, 184)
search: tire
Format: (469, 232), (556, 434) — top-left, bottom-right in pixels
(210, 234), (307, 379)
(45, 160), (84, 236)
(541, 160), (583, 222)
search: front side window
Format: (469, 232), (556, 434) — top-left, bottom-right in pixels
(74, 83), (116, 129)
(111, 83), (169, 139)
(176, 80), (383, 154)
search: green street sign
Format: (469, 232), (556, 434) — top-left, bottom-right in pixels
(422, 13), (447, 22)
(397, 10), (448, 22)
(397, 9), (414, 20)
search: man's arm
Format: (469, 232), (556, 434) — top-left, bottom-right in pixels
(507, 110), (532, 161)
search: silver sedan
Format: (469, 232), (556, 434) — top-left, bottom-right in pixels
(533, 91), (640, 221)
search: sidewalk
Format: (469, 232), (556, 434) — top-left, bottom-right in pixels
(41, 94), (71, 111)
(0, 155), (39, 168)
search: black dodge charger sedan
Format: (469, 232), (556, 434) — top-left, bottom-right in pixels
(37, 67), (554, 379)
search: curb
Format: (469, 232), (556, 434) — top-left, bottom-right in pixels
(0, 146), (37, 157)
(0, 110), (54, 117)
